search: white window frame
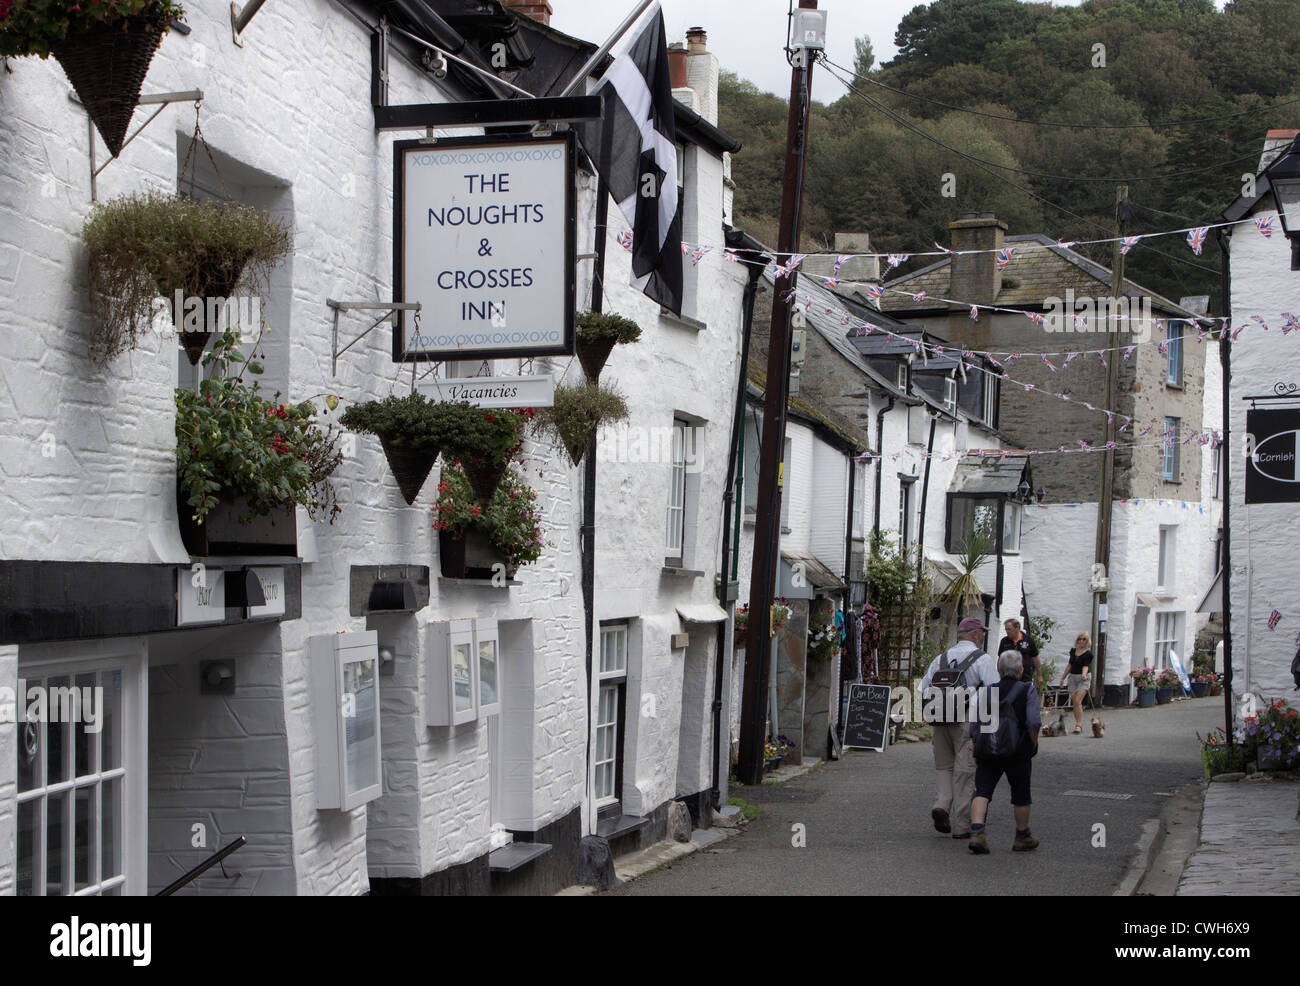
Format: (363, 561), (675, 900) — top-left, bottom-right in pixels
(851, 460), (867, 539)
(897, 362), (907, 391)
(428, 618), (500, 727)
(16, 640), (147, 897)
(899, 478), (914, 549)
(1212, 442), (1222, 499)
(594, 624), (629, 809)
(780, 437), (793, 531)
(983, 374), (996, 425)
(1157, 525), (1177, 590)
(665, 419), (688, 560)
(1163, 416), (1180, 481)
(1154, 611), (1180, 669)
(943, 375), (957, 411)
(1166, 324), (1183, 386)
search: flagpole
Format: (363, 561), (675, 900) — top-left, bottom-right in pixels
(558, 0), (658, 97)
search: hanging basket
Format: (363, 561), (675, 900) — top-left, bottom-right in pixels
(169, 273), (245, 366)
(575, 336), (617, 382)
(438, 529), (467, 579)
(177, 486), (297, 557)
(461, 457), (508, 505)
(379, 438), (440, 504)
(53, 16), (167, 158)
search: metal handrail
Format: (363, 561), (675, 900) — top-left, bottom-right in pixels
(155, 836), (247, 896)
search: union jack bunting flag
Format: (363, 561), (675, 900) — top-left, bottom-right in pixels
(723, 249), (738, 263)
(1157, 339), (1168, 355)
(1120, 235), (1140, 255)
(1252, 315), (1269, 331)
(1063, 351), (1079, 367)
(1098, 352), (1108, 367)
(1042, 355), (1057, 371)
(616, 230), (634, 250)
(1283, 313), (1300, 335)
(969, 305), (979, 321)
(912, 291), (927, 302)
(886, 253), (909, 268)
(821, 276), (841, 288)
(1187, 227), (1208, 255)
(1268, 609), (1282, 631)
(1124, 345), (1137, 360)
(934, 242), (953, 254)
(864, 285), (884, 300)
(995, 248), (1015, 270)
(1232, 323), (1247, 340)
(1077, 440), (1091, 449)
(833, 254), (851, 274)
(681, 243), (688, 255)
(1255, 216), (1274, 238)
(933, 345), (944, 357)
(774, 253), (806, 278)
(1025, 312), (1044, 325)
(1055, 240), (1077, 249)
(1105, 441), (1119, 450)
(1083, 402), (1095, 411)
(1023, 383), (1035, 391)
(690, 245), (711, 266)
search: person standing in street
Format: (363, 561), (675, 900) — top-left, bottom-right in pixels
(920, 617), (999, 840)
(969, 650), (1041, 854)
(1057, 632), (1094, 734)
(998, 619), (1040, 689)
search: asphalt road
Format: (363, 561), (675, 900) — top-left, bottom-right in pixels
(607, 697), (1225, 896)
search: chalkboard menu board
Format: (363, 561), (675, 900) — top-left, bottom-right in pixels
(843, 683), (892, 752)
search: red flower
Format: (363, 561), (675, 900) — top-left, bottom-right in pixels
(485, 413), (497, 424)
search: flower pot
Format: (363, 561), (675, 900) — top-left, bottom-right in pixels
(461, 457), (508, 505)
(1138, 689), (1157, 708)
(379, 438), (439, 505)
(53, 14), (167, 158)
(763, 755), (785, 770)
(177, 487), (297, 557)
(1192, 681), (1210, 698)
(1156, 688), (1173, 705)
(1257, 749), (1288, 772)
(1210, 683), (1223, 696)
(575, 336), (617, 382)
(438, 529), (467, 579)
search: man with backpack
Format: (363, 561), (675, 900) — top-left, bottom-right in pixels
(968, 650), (1042, 854)
(920, 617), (999, 840)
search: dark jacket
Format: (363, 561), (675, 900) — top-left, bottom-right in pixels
(970, 676), (1041, 759)
(998, 634), (1039, 681)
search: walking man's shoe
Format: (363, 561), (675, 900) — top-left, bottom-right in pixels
(952, 831), (971, 839)
(1012, 830), (1040, 852)
(931, 807), (951, 833)
(969, 831), (989, 854)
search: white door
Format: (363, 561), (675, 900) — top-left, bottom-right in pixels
(16, 641), (147, 895)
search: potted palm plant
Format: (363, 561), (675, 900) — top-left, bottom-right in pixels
(1, 1), (186, 157)
(340, 393), (449, 504)
(174, 328), (343, 555)
(938, 532), (992, 647)
(83, 192), (292, 365)
(438, 404), (527, 504)
(574, 310), (641, 382)
(532, 381), (629, 466)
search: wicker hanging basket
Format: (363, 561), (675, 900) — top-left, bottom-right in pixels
(379, 438), (440, 505)
(53, 16), (167, 158)
(461, 457), (508, 505)
(575, 336), (617, 382)
(169, 273), (246, 366)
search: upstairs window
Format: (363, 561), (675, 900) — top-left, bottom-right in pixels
(1166, 324), (1183, 387)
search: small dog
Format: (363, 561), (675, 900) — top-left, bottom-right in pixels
(1091, 716), (1105, 738)
(1042, 713), (1068, 737)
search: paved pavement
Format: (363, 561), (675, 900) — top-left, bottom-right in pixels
(607, 697), (1223, 896)
(1177, 778), (1300, 895)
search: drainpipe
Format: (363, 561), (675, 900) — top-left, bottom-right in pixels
(914, 411), (937, 581)
(712, 235), (765, 810)
(1215, 227), (1234, 746)
(872, 396), (896, 537)
(843, 449), (856, 585)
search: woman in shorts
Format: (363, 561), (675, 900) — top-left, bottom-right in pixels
(1058, 632), (1093, 734)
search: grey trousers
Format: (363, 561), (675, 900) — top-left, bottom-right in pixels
(932, 722), (975, 835)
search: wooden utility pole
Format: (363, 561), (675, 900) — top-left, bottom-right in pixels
(737, 0), (819, 785)
(1091, 185), (1129, 702)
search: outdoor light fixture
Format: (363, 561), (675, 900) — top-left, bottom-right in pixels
(1035, 487), (1046, 504)
(1265, 134), (1300, 270)
(200, 660), (236, 695)
(1014, 479), (1031, 503)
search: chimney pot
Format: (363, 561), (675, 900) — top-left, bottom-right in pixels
(686, 26), (707, 53)
(669, 43), (688, 90)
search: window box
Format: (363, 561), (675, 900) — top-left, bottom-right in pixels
(178, 487), (297, 557)
(311, 631), (382, 810)
(427, 619), (500, 725)
(438, 528), (510, 580)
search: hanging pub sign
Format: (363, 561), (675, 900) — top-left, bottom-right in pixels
(393, 132), (576, 362)
(1246, 407), (1300, 503)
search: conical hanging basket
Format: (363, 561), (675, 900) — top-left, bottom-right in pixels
(379, 438), (439, 505)
(53, 17), (166, 158)
(561, 429), (595, 467)
(461, 457), (508, 505)
(169, 270), (245, 366)
(575, 336), (617, 382)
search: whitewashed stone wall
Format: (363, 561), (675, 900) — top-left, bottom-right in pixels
(1226, 204), (1300, 702)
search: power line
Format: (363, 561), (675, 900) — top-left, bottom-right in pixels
(821, 56), (1300, 132)
(819, 60), (1221, 276)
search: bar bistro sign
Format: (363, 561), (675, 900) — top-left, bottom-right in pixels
(1246, 406), (1300, 503)
(394, 132), (576, 362)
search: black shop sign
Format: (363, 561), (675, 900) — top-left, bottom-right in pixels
(1247, 407), (1300, 504)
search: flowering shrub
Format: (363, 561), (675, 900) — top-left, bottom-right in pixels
(1130, 666), (1157, 691)
(808, 605), (839, 662)
(1, 0), (185, 58)
(432, 460), (545, 570)
(771, 600), (791, 633)
(764, 735), (794, 762)
(1243, 699), (1300, 769)
(1157, 667), (1181, 689)
(1195, 671), (1220, 685)
(175, 328), (342, 525)
(735, 605), (748, 633)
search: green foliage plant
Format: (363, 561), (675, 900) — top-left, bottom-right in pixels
(0, 0), (185, 58)
(432, 460), (545, 570)
(339, 393), (449, 450)
(575, 310), (641, 344)
(532, 381), (629, 465)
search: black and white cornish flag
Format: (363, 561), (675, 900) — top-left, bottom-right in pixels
(576, 7), (682, 314)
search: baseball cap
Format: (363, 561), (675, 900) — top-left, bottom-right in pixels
(958, 616), (988, 633)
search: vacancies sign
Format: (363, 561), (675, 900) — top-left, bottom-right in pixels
(394, 132), (575, 362)
(1246, 407), (1300, 503)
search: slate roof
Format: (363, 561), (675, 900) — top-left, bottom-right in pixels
(948, 452), (1031, 496)
(878, 234), (1198, 318)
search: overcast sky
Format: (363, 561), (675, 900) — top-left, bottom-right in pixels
(548, 0), (1228, 99)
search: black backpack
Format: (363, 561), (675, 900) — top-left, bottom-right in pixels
(928, 648), (981, 724)
(974, 681), (1028, 758)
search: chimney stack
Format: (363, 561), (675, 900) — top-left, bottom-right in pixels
(501, 0), (553, 26)
(948, 213), (1006, 307)
(684, 26), (719, 126)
